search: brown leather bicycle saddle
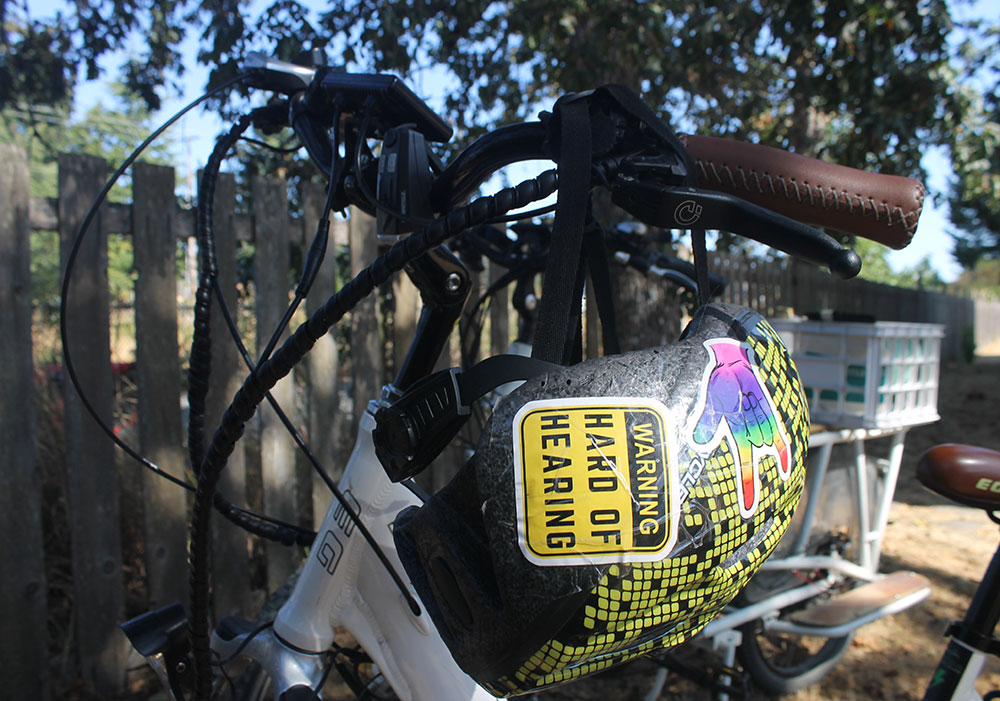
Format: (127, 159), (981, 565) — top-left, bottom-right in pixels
(917, 444), (1000, 511)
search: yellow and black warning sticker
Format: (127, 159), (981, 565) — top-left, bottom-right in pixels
(512, 397), (678, 566)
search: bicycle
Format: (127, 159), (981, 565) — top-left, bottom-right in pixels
(61, 51), (927, 700)
(913, 444), (1000, 701)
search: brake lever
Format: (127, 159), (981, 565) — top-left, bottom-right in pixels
(611, 181), (862, 279)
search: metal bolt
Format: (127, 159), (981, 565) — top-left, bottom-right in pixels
(445, 273), (463, 293)
(175, 661), (187, 674)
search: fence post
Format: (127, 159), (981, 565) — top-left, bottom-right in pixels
(58, 152), (127, 694)
(133, 162), (189, 609)
(348, 208), (381, 425)
(0, 144), (49, 697)
(392, 265), (420, 377)
(303, 182), (341, 527)
(252, 175), (301, 591)
(206, 173), (255, 617)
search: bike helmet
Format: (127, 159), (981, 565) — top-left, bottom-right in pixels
(393, 303), (808, 696)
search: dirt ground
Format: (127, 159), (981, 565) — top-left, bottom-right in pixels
(532, 358), (1000, 701)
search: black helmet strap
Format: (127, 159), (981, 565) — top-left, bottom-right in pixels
(531, 92), (595, 365)
(531, 85), (706, 365)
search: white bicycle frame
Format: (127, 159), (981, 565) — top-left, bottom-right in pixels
(211, 407), (494, 701)
(698, 426), (931, 640)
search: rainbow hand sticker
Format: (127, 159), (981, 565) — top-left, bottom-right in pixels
(688, 338), (792, 518)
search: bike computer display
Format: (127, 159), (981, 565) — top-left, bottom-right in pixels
(319, 72), (452, 142)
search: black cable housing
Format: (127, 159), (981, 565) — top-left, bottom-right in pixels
(187, 112), (257, 475)
(187, 106), (351, 549)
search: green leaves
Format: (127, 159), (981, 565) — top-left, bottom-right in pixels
(1, 17), (76, 110)
(5, 0), (997, 268)
(0, 82), (176, 201)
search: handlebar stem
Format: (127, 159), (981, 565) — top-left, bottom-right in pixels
(394, 246), (472, 391)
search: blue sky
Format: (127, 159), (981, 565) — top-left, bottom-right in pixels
(26, 0), (991, 282)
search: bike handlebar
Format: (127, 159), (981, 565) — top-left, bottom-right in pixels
(245, 54), (925, 255)
(431, 125), (924, 249)
(681, 135), (924, 250)
(430, 123), (546, 210)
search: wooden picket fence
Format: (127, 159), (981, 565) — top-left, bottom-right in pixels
(0, 144), (993, 698)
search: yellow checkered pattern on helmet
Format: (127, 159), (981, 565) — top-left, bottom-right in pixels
(486, 318), (809, 697)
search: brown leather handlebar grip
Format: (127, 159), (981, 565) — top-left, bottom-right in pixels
(681, 134), (925, 249)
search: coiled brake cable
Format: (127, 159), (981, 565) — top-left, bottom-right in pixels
(187, 110), (257, 475)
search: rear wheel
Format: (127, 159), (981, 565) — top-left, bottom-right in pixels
(737, 620), (852, 695)
(735, 527), (855, 695)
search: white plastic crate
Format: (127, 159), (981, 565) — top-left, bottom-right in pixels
(768, 319), (944, 429)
